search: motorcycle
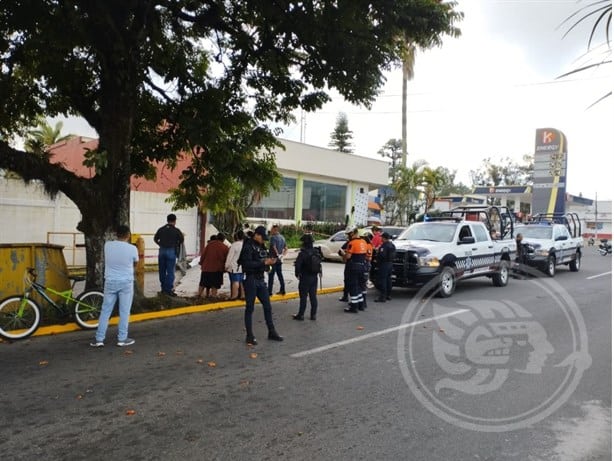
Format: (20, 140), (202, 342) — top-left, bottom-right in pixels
(598, 239), (612, 256)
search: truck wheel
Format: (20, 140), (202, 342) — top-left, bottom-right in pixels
(492, 260), (509, 287)
(544, 255), (556, 277)
(435, 267), (456, 298)
(569, 252), (581, 272)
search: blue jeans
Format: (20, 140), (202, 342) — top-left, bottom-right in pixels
(95, 279), (134, 342)
(244, 275), (275, 337)
(268, 261), (285, 294)
(158, 247), (177, 293)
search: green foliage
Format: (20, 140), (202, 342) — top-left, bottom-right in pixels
(24, 120), (73, 156)
(329, 112), (354, 153)
(278, 222), (344, 248)
(0, 1), (463, 287)
(378, 139), (403, 181)
(469, 155), (534, 187)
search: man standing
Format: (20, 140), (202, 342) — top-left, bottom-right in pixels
(239, 225), (284, 345)
(154, 213), (184, 296)
(268, 224), (288, 296)
(374, 232), (395, 302)
(371, 225), (383, 250)
(292, 234), (320, 321)
(90, 225), (138, 347)
(341, 228), (368, 313)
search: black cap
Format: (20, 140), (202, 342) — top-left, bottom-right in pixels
(381, 232), (392, 240)
(254, 225), (268, 240)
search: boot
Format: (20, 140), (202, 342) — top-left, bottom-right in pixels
(344, 304), (359, 313)
(268, 330), (284, 341)
(246, 334), (258, 345)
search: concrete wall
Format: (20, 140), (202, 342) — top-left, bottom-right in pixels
(0, 178), (200, 266)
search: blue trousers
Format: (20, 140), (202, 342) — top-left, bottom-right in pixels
(158, 247), (176, 293)
(244, 275), (275, 336)
(377, 262), (393, 299)
(268, 261), (285, 294)
(95, 279), (134, 342)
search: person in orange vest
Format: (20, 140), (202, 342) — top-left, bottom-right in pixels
(341, 228), (368, 313)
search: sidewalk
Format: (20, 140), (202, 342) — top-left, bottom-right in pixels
(145, 254), (345, 298)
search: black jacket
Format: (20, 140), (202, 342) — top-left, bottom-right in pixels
(239, 238), (268, 276)
(377, 241), (395, 264)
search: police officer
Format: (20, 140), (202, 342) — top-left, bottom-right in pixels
(239, 225), (284, 345)
(374, 232), (395, 302)
(341, 228), (368, 313)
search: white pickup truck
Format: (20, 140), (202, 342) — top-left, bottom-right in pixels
(515, 213), (583, 277)
(385, 216), (515, 297)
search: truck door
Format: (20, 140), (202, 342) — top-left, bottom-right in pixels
(470, 223), (495, 272)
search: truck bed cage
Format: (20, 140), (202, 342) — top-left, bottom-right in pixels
(438, 205), (515, 240)
(423, 216), (463, 223)
(530, 212), (582, 238)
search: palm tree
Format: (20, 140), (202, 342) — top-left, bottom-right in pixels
(421, 166), (447, 211)
(400, 42), (416, 167)
(24, 120), (73, 156)
(558, 1), (612, 107)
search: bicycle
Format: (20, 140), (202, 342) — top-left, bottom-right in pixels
(0, 268), (104, 340)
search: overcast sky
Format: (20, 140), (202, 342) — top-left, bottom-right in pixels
(57, 0), (613, 200)
(278, 0), (613, 200)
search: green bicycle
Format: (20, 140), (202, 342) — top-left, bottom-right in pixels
(0, 268), (104, 340)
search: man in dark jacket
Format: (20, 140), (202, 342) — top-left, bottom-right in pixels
(374, 232), (395, 302)
(238, 225), (283, 345)
(292, 234), (320, 321)
(153, 213), (184, 296)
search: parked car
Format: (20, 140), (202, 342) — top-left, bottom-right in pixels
(314, 230), (348, 262)
(314, 226), (407, 262)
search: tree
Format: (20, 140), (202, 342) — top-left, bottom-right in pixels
(421, 166), (448, 211)
(0, 1), (462, 289)
(390, 160), (427, 225)
(400, 43), (416, 167)
(378, 138), (403, 181)
(24, 120), (73, 156)
(328, 112), (354, 153)
(558, 1), (612, 107)
(469, 156), (533, 187)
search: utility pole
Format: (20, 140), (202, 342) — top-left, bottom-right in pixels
(594, 192), (598, 240)
(299, 110), (306, 143)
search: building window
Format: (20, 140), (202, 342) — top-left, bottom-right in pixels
(302, 180), (346, 223)
(247, 177), (296, 220)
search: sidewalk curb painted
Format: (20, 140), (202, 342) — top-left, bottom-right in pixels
(31, 286), (344, 338)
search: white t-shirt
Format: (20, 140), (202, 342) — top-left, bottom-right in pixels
(104, 240), (138, 282)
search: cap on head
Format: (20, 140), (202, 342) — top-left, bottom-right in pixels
(381, 232), (392, 240)
(254, 225), (268, 240)
(345, 227), (358, 235)
(372, 225), (380, 232)
(167, 213), (177, 223)
(300, 233), (314, 244)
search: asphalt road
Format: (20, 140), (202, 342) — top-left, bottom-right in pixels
(1, 252), (611, 460)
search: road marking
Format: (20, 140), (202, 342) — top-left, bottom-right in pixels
(586, 271), (612, 280)
(290, 309), (469, 358)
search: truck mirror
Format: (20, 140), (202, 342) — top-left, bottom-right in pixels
(459, 236), (476, 245)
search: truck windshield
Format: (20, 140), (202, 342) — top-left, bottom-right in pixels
(517, 226), (553, 240)
(397, 223), (456, 242)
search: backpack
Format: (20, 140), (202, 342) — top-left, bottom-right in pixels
(307, 247), (322, 274)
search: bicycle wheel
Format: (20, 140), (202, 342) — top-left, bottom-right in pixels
(0, 296), (42, 340)
(74, 290), (104, 329)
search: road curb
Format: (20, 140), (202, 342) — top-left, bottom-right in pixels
(31, 286), (344, 338)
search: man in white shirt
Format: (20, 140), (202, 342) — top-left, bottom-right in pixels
(90, 225), (139, 347)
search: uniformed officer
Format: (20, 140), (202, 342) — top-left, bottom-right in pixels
(341, 228), (368, 313)
(374, 232), (395, 302)
(239, 225), (284, 345)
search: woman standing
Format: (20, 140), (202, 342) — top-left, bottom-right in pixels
(198, 234), (229, 298)
(225, 230), (245, 300)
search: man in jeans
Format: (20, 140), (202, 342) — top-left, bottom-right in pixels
(90, 225), (138, 347)
(267, 224), (287, 295)
(154, 213), (184, 296)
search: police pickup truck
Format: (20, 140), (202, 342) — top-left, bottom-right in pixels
(516, 213), (583, 277)
(380, 206), (516, 297)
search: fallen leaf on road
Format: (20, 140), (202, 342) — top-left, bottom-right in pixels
(356, 326), (365, 331)
(439, 328), (445, 333)
(196, 359), (204, 364)
(175, 350), (184, 355)
(207, 361), (217, 367)
(249, 353), (258, 359)
(157, 351), (166, 357)
(124, 350), (133, 355)
(39, 360), (49, 366)
(76, 394), (83, 400)
(239, 379), (250, 389)
(126, 409), (136, 416)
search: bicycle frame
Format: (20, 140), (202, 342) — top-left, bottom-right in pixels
(25, 281), (72, 313)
